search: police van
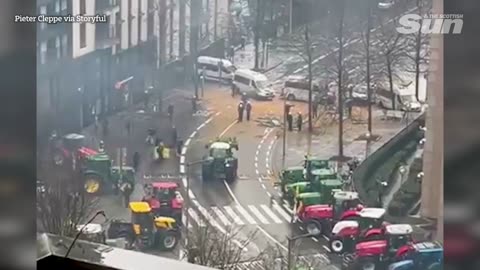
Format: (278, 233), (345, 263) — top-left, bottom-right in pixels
(375, 79), (422, 111)
(280, 75), (322, 102)
(197, 56), (235, 83)
(232, 69), (275, 100)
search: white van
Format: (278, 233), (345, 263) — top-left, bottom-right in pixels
(232, 69), (275, 100)
(376, 80), (422, 111)
(280, 75), (322, 102)
(197, 56), (235, 83)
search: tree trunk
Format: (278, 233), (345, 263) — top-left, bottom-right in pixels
(159, 0), (167, 65)
(169, 0), (174, 59)
(306, 25), (313, 133)
(366, 0), (372, 134)
(414, 30), (421, 101)
(254, 0), (262, 69)
(337, 0), (345, 159)
(387, 57), (395, 110)
(178, 0), (186, 57)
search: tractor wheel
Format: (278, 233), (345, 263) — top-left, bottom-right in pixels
(84, 174), (103, 195)
(360, 258), (376, 270)
(158, 230), (179, 251)
(225, 167), (236, 183)
(330, 237), (345, 254)
(305, 219), (322, 236)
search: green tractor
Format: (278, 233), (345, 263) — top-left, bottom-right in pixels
(82, 153), (136, 195)
(279, 156), (331, 191)
(201, 137), (239, 183)
(283, 168), (343, 206)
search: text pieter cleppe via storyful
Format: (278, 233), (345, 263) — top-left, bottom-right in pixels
(14, 14), (107, 24)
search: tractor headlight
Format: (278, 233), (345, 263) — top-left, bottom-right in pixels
(225, 163), (231, 167)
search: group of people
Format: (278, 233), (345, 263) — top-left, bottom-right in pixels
(286, 111), (304, 132)
(237, 94), (253, 122)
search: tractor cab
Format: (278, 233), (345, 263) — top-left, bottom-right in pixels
(280, 166), (305, 190)
(295, 192), (324, 214)
(144, 181), (184, 225)
(331, 191), (363, 220)
(357, 208), (386, 232)
(304, 160), (332, 181)
(52, 133), (97, 166)
(111, 166), (136, 184)
(316, 179), (343, 201)
(310, 168), (338, 181)
(384, 224), (414, 254)
(389, 242), (443, 270)
(284, 181), (311, 206)
(202, 139), (239, 182)
(76, 224), (106, 244)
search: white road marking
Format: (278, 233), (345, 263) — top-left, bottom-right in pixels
(261, 183), (266, 189)
(181, 146), (188, 155)
(188, 208), (205, 226)
(182, 176), (187, 187)
(323, 245), (331, 252)
(260, 205), (283, 224)
(180, 156), (185, 163)
(190, 130), (197, 137)
(219, 120), (238, 137)
(236, 205), (257, 225)
(224, 206), (245, 225)
(212, 206), (231, 226)
(248, 205), (269, 224)
(272, 204), (292, 221)
(323, 235), (330, 241)
(311, 237), (318, 242)
(179, 165), (185, 174)
(255, 169), (259, 175)
(266, 191), (272, 197)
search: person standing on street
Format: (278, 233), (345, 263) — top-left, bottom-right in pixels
(246, 101), (252, 121)
(99, 140), (105, 153)
(229, 45), (235, 63)
(237, 101), (244, 122)
(132, 151), (140, 172)
(191, 95), (197, 113)
(240, 36), (246, 50)
(231, 83), (236, 97)
(241, 92), (248, 103)
(120, 180), (133, 208)
(287, 111), (293, 131)
(297, 112), (303, 131)
(125, 119), (131, 136)
(167, 104), (174, 124)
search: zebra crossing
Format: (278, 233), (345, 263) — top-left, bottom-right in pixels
(227, 253), (338, 270)
(183, 203), (293, 228)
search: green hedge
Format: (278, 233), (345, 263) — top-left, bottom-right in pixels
(352, 114), (425, 206)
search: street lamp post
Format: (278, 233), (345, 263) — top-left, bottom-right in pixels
(288, 0), (293, 34)
(376, 178), (388, 207)
(286, 233), (316, 270)
(283, 102), (294, 167)
(399, 165), (407, 184)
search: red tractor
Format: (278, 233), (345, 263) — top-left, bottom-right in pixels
(143, 182), (184, 226)
(50, 133), (98, 167)
(299, 191), (364, 236)
(330, 219), (413, 254)
(342, 240), (443, 270)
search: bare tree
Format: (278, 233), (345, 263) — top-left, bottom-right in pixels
(37, 168), (99, 237)
(183, 224), (260, 269)
(374, 15), (410, 110)
(405, 0), (430, 100)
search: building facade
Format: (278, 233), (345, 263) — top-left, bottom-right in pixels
(421, 0), (443, 242)
(37, 0), (229, 141)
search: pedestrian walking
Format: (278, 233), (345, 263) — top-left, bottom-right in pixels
(245, 101), (252, 121)
(312, 101), (319, 118)
(296, 112), (303, 131)
(287, 111), (293, 131)
(176, 140), (183, 156)
(120, 181), (133, 208)
(102, 118), (109, 137)
(167, 104), (174, 124)
(98, 140), (105, 153)
(132, 151), (140, 171)
(231, 83), (236, 97)
(191, 95), (197, 113)
(125, 119), (131, 136)
(240, 36), (246, 50)
(229, 45), (235, 62)
(237, 101), (244, 122)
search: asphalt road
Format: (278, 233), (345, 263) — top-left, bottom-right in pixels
(179, 86), (343, 268)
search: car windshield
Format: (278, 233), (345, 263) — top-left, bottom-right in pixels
(256, 80), (269, 89)
(211, 148), (228, 158)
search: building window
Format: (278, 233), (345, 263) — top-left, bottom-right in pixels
(80, 0), (86, 14)
(39, 6), (47, 30)
(55, 0), (60, 12)
(55, 37), (61, 58)
(61, 0), (67, 10)
(62, 35), (68, 56)
(40, 42), (47, 64)
(80, 23), (87, 48)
